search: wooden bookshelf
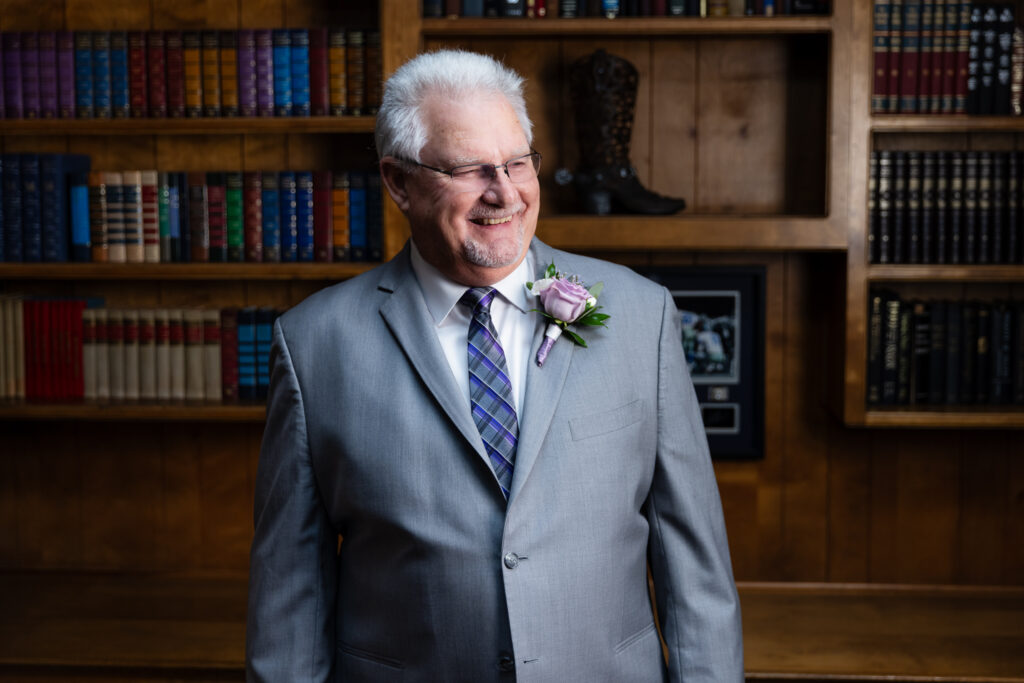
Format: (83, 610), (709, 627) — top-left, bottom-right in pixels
(0, 117), (377, 136)
(867, 265), (1024, 282)
(420, 15), (833, 36)
(0, 262), (376, 281)
(0, 401), (265, 422)
(871, 114), (1024, 133)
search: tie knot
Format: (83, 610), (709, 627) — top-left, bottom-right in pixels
(460, 287), (495, 315)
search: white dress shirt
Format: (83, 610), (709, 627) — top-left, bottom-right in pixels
(409, 240), (536, 417)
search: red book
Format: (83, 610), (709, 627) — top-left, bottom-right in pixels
(187, 172), (209, 262)
(128, 31), (147, 117)
(22, 301), (35, 400)
(651, 0), (666, 15)
(309, 28), (329, 116)
(243, 171), (263, 262)
(873, 0), (893, 113)
(445, 0), (459, 16)
(165, 30), (186, 118)
(147, 30), (167, 117)
(927, 0), (944, 112)
(527, 0), (547, 17)
(71, 299), (86, 399)
(220, 308), (238, 402)
(313, 170), (333, 262)
(888, 0), (904, 113)
(206, 172), (227, 261)
(56, 300), (68, 400)
(917, 0), (933, 113)
(940, 0), (957, 113)
(899, 0), (921, 113)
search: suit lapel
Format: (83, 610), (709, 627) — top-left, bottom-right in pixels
(377, 248), (486, 461)
(508, 241), (574, 502)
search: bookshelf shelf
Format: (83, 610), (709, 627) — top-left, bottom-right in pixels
(0, 116), (377, 136)
(867, 265), (1024, 282)
(0, 401), (266, 422)
(421, 16), (833, 37)
(871, 115), (1024, 133)
(0, 262), (377, 281)
(862, 408), (1024, 429)
(536, 214), (844, 251)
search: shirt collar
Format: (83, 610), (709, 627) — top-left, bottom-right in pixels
(410, 239), (534, 327)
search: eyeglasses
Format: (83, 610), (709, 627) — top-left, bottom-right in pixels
(404, 151), (542, 191)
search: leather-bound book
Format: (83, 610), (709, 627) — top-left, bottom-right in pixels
(289, 28), (310, 117)
(182, 31), (203, 118)
(73, 31), (91, 118)
(201, 30), (221, 117)
(332, 171), (350, 261)
(205, 171), (227, 262)
(202, 309), (222, 402)
(91, 31), (112, 119)
(121, 170), (144, 263)
(255, 29), (274, 117)
(123, 309), (140, 401)
(155, 309), (171, 402)
(103, 171), (126, 263)
(109, 31), (129, 118)
(328, 28), (346, 115)
(146, 31), (166, 118)
(168, 309), (186, 401)
(243, 171), (263, 262)
(88, 170), (108, 262)
(20, 31), (39, 119)
(272, 29), (292, 116)
(260, 171), (280, 262)
(295, 170), (314, 262)
(219, 30), (239, 117)
(313, 170), (333, 262)
(226, 171), (244, 262)
(138, 308), (157, 401)
(187, 171), (209, 262)
(220, 308), (239, 403)
(976, 151), (992, 264)
(962, 151), (978, 263)
(899, 0), (921, 112)
(38, 31), (58, 119)
(184, 309), (205, 402)
(237, 29), (257, 117)
(140, 170), (159, 263)
(128, 31), (148, 117)
(309, 28), (329, 116)
(164, 31), (186, 117)
(345, 30), (364, 116)
(278, 171), (298, 262)
(873, 0), (894, 113)
(57, 31), (75, 118)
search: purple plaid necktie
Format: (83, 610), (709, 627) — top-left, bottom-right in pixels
(461, 287), (518, 498)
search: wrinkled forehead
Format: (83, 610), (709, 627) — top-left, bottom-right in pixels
(418, 92), (530, 163)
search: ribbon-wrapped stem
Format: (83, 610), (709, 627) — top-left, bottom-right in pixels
(535, 324), (563, 366)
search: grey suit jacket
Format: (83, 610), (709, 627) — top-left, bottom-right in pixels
(247, 239), (743, 682)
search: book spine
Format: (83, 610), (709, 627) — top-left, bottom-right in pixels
(91, 308), (109, 400)
(907, 151), (922, 263)
(867, 290), (885, 405)
(948, 151), (964, 263)
(201, 30), (221, 117)
(203, 309), (222, 402)
(261, 171), (280, 262)
(138, 308), (157, 401)
(1008, 151), (1020, 264)
(183, 31), (203, 118)
(349, 171), (367, 261)
(176, 172), (190, 261)
(237, 307), (257, 400)
(955, 0), (970, 113)
(967, 4), (983, 113)
(928, 0), (944, 111)
(990, 301), (1012, 403)
(944, 299), (961, 404)
(928, 299), (946, 403)
(109, 31), (129, 118)
(979, 4), (999, 115)
(107, 309), (125, 401)
(157, 171), (171, 262)
(313, 170), (333, 262)
(445, 0), (460, 15)
(237, 30), (258, 117)
(21, 32), (39, 119)
(309, 28), (329, 116)
(365, 32), (381, 115)
(38, 31), (58, 119)
(255, 308), (276, 400)
(272, 29), (292, 117)
(295, 170), (315, 261)
(184, 309), (205, 401)
(155, 309), (171, 401)
(328, 28), (347, 116)
(57, 31), (75, 119)
(121, 169), (144, 263)
(165, 31), (186, 118)
(169, 309), (186, 401)
(423, 0), (444, 16)
(73, 32), (92, 118)
(21, 153), (42, 262)
(128, 31), (148, 117)
(92, 31), (112, 119)
(892, 151), (907, 263)
(255, 29), (275, 117)
(975, 303), (991, 403)
(70, 169), (91, 262)
(873, 0), (893, 113)
(3, 154), (22, 261)
(869, 150), (879, 263)
(1013, 301), (1024, 404)
(941, 0), (957, 112)
(887, 0), (903, 113)
(219, 30), (239, 117)
(168, 172), (182, 262)
(561, 0), (580, 15)
(88, 170), (108, 262)
(220, 308), (239, 403)
(991, 151), (1005, 264)
(332, 171), (350, 261)
(918, 0), (934, 112)
(123, 309), (140, 401)
(963, 151), (978, 263)
(290, 28), (311, 117)
(243, 171), (263, 262)
(994, 4), (1014, 115)
(910, 300), (930, 405)
(278, 171), (298, 262)
(346, 30), (365, 116)
(921, 151), (935, 263)
(1014, 26), (1024, 116)
(882, 293), (901, 404)
(226, 171), (244, 262)
(977, 151), (992, 264)
(82, 308), (97, 400)
(206, 171), (227, 262)
(188, 172), (209, 262)
(141, 169), (160, 262)
(900, 0), (922, 112)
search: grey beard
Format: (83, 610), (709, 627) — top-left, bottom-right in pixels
(461, 223), (525, 269)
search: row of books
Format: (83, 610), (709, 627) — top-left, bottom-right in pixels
(423, 0), (828, 17)
(871, 1), (1018, 115)
(0, 154), (383, 264)
(0, 28), (381, 120)
(869, 149), (1024, 265)
(0, 295), (282, 403)
(867, 291), (1024, 407)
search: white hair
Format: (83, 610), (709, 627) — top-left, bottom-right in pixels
(375, 49), (533, 162)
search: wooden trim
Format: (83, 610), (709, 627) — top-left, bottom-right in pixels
(536, 215), (844, 251)
(862, 409), (1024, 429)
(421, 16), (833, 37)
(0, 117), (376, 136)
(0, 263), (376, 281)
(867, 265), (1024, 282)
(872, 115), (1024, 133)
(0, 402), (266, 422)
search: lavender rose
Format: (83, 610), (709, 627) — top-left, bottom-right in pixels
(539, 278), (591, 322)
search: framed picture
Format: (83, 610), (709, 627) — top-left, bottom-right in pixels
(642, 266), (765, 460)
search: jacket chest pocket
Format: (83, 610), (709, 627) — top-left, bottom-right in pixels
(568, 398), (645, 442)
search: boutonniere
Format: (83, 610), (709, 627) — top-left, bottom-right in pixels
(526, 262), (610, 367)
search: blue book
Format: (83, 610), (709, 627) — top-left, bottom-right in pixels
(41, 153), (91, 262)
(260, 171), (280, 262)
(109, 31), (129, 118)
(237, 307), (257, 401)
(278, 171), (298, 262)
(73, 31), (93, 118)
(91, 31), (112, 119)
(366, 171), (382, 262)
(69, 169), (91, 262)
(272, 29), (292, 116)
(255, 307), (277, 400)
(20, 154), (42, 262)
(464, 0), (484, 16)
(348, 171), (367, 262)
(295, 170), (314, 261)
(176, 172), (190, 263)
(3, 154), (22, 261)
(289, 29), (310, 117)
(166, 173), (181, 262)
(0, 156), (4, 261)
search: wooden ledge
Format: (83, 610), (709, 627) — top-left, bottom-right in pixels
(0, 574), (1022, 681)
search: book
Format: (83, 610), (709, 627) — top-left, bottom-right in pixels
(882, 293), (901, 404)
(155, 309), (171, 401)
(121, 170), (144, 263)
(974, 302), (992, 403)
(918, 0), (934, 112)
(279, 171), (298, 262)
(910, 300), (930, 405)
(73, 31), (92, 118)
(20, 154), (42, 262)
(69, 169), (91, 262)
(920, 151), (935, 263)
(203, 309), (222, 402)
(226, 171), (244, 262)
(93, 308), (110, 400)
(962, 151), (978, 264)
(243, 171), (263, 262)
(892, 151), (907, 263)
(928, 299), (946, 404)
(994, 3), (1014, 115)
(3, 154), (22, 261)
(948, 151), (964, 264)
(92, 31), (113, 119)
(960, 301), (977, 403)
(927, 0), (944, 112)
(169, 309), (186, 401)
(977, 151), (992, 264)
(184, 309), (205, 401)
(934, 151), (949, 263)
(40, 153), (91, 262)
(88, 170), (109, 262)
(237, 307), (257, 400)
(4, 32), (24, 119)
(147, 30), (167, 118)
(869, 151), (879, 263)
(255, 29), (275, 117)
(206, 171), (227, 262)
(989, 301), (1012, 404)
(219, 31), (239, 117)
(867, 290), (885, 405)
(1009, 151), (1021, 264)
(887, 0), (904, 112)
(182, 31), (203, 118)
(990, 151), (1005, 264)
(140, 170), (159, 262)
(295, 170), (315, 261)
(237, 29), (258, 117)
(309, 28), (329, 117)
(1014, 301), (1024, 404)
(201, 30), (221, 117)
(332, 170), (350, 261)
(897, 300), (914, 404)
(255, 308), (276, 400)
(109, 31), (129, 118)
(349, 171), (367, 261)
(220, 308), (239, 403)
(123, 309), (140, 401)
(272, 29), (292, 116)
(176, 172), (191, 261)
(82, 308), (97, 400)
(346, 30), (365, 116)
(107, 308), (125, 401)
(977, 4), (999, 115)
(328, 28), (347, 116)
(128, 31), (148, 118)
(290, 28), (311, 117)
(873, 0), (894, 114)
(261, 171), (280, 262)
(57, 31), (75, 119)
(138, 308), (157, 401)
(944, 299), (962, 404)
(188, 172), (210, 262)
(955, 0), (971, 113)
(313, 170), (333, 262)
(165, 30), (186, 118)
(906, 151), (922, 263)
(38, 31), (58, 119)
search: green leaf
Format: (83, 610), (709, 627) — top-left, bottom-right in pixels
(577, 316), (608, 327)
(545, 262), (557, 278)
(563, 329), (587, 347)
(588, 281), (604, 300)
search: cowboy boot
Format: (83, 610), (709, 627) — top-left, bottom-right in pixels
(565, 49), (686, 216)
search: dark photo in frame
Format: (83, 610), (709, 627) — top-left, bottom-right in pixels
(642, 267), (765, 460)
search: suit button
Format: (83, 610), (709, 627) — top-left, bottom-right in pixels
(497, 654), (515, 673)
(503, 552), (519, 569)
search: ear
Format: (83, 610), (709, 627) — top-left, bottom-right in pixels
(379, 157), (412, 213)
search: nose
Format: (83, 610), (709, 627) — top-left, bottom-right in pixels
(482, 164), (518, 204)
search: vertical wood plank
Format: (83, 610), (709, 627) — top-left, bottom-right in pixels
(159, 425), (204, 570)
(199, 425), (256, 572)
(650, 40), (697, 211)
(958, 434), (1010, 584)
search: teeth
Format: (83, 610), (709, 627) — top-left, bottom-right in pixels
(477, 216), (513, 225)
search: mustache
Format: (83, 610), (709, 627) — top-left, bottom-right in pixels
(467, 203), (526, 221)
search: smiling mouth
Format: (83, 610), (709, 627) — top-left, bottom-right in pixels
(471, 215), (515, 226)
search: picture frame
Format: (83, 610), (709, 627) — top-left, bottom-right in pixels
(642, 266), (765, 460)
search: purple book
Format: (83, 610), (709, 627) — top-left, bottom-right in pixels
(237, 29), (257, 117)
(254, 29), (274, 117)
(38, 31), (58, 118)
(0, 40), (5, 118)
(3, 32), (24, 119)
(57, 31), (75, 118)
(21, 31), (40, 118)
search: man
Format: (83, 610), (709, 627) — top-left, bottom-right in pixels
(247, 49), (743, 682)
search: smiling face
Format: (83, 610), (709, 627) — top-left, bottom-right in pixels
(381, 91), (540, 286)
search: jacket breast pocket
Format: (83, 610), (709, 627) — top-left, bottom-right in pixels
(568, 398), (645, 442)
(337, 641), (405, 681)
